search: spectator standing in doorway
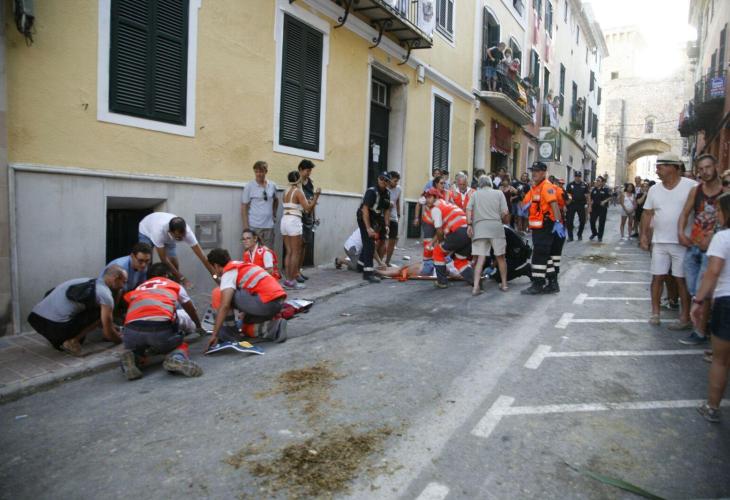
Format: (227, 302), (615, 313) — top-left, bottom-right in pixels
(385, 171), (402, 267)
(677, 154), (723, 345)
(241, 161), (279, 249)
(640, 152), (697, 328)
(588, 176), (611, 242)
(298, 159), (317, 283)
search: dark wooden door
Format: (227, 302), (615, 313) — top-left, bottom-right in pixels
(106, 208), (153, 263)
(368, 79), (390, 188)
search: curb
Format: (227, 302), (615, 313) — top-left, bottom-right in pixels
(0, 279), (365, 405)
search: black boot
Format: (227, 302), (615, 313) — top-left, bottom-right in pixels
(521, 279), (546, 295)
(543, 276), (560, 294)
(434, 265), (449, 289)
(460, 266), (475, 287)
(363, 272), (381, 284)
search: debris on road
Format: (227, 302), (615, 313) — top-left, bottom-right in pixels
(578, 254), (619, 265)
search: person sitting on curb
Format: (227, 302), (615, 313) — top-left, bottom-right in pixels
(119, 263), (206, 381)
(241, 228), (281, 279)
(27, 265), (128, 356)
(206, 248), (288, 350)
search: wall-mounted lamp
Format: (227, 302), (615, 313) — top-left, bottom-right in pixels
(417, 64), (425, 84)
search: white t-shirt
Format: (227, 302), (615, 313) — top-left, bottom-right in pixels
(643, 178), (697, 244)
(707, 229), (730, 298)
(344, 229), (362, 253)
(388, 186), (401, 222)
(139, 212), (198, 248)
(431, 206), (444, 229)
(220, 270), (238, 291)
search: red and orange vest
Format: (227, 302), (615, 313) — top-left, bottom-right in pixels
(451, 187), (474, 212)
(432, 200), (468, 234)
(222, 261), (286, 304)
(124, 277), (181, 324)
(242, 245), (281, 280)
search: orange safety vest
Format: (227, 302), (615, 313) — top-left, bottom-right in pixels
(242, 245), (282, 280)
(522, 180), (559, 229)
(432, 200), (468, 234)
(124, 277), (181, 324)
(451, 187), (475, 211)
(222, 261), (287, 304)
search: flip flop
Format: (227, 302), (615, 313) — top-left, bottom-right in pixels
(499, 284), (509, 292)
(648, 314), (660, 325)
(471, 289), (483, 296)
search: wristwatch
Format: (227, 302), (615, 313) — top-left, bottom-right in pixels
(692, 297), (704, 305)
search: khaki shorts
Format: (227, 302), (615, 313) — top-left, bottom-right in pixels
(472, 237), (506, 256)
(650, 242), (686, 277)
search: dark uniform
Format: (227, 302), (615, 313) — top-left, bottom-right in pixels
(301, 177), (316, 249)
(566, 178), (589, 240)
(357, 185), (390, 282)
(589, 185), (611, 241)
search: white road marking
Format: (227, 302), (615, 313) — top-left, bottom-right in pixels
(610, 251), (645, 256)
(586, 279), (650, 287)
(472, 396), (730, 438)
(555, 314), (646, 328)
(524, 344), (704, 369)
(573, 293), (649, 304)
(597, 267), (650, 274)
(416, 483), (450, 500)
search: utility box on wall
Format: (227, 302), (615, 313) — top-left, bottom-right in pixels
(195, 214), (222, 249)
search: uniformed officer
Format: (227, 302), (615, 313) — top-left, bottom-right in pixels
(520, 162), (566, 295)
(566, 171), (589, 241)
(358, 172), (391, 283)
(589, 176), (611, 242)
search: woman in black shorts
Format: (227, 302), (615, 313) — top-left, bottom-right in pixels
(691, 193), (730, 422)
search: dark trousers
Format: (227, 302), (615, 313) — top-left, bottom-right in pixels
(122, 321), (183, 357)
(357, 217), (376, 277)
(566, 203), (586, 239)
(28, 309), (100, 349)
(531, 221), (555, 283)
(590, 206), (608, 239)
(435, 227), (473, 285)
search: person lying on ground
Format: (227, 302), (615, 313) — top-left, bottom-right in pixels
(28, 265), (127, 356)
(118, 263), (205, 381)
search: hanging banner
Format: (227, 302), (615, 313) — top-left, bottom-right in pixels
(418, 0), (436, 36)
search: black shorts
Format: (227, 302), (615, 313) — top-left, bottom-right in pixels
(711, 296), (730, 341)
(389, 220), (399, 239)
(28, 309), (100, 349)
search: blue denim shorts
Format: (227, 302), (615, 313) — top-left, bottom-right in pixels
(683, 245), (708, 296)
(138, 233), (177, 257)
(484, 66), (497, 79)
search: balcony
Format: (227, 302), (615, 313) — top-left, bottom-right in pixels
(329, 0), (433, 61)
(477, 71), (534, 126)
(692, 69), (727, 131)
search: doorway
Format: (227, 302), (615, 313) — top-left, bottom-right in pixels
(105, 197), (165, 263)
(368, 79), (390, 188)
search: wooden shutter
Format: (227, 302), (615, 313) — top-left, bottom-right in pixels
(110, 0), (189, 125)
(432, 97), (450, 171)
(279, 15), (323, 152)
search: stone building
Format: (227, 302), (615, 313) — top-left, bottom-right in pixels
(598, 27), (690, 185)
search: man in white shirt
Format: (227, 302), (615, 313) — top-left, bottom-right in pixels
(138, 212), (217, 289)
(640, 152), (697, 328)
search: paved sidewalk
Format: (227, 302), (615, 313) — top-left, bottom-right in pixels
(0, 264), (374, 403)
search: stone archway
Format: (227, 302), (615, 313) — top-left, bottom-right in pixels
(625, 138), (671, 165)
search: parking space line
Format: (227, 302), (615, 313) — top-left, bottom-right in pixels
(524, 344), (704, 369)
(597, 267), (650, 274)
(573, 293), (650, 304)
(610, 251), (645, 257)
(587, 279), (650, 287)
(555, 313), (646, 328)
(472, 396), (729, 438)
(416, 482), (450, 500)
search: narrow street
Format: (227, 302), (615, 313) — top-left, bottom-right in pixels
(1, 210), (728, 499)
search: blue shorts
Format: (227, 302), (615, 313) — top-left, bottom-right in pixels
(484, 66), (497, 79)
(683, 245), (708, 296)
(138, 233), (177, 258)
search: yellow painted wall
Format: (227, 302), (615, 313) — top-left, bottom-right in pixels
(6, 0), (477, 198)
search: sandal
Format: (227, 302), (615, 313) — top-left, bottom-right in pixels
(499, 284), (509, 292)
(471, 289), (483, 296)
(649, 314), (660, 326)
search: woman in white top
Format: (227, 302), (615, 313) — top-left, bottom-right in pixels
(619, 183), (637, 240)
(691, 193), (730, 423)
(280, 170), (320, 290)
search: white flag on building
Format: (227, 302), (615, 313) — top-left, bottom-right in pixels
(418, 0), (435, 36)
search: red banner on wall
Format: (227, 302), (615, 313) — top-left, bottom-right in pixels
(491, 120), (513, 155)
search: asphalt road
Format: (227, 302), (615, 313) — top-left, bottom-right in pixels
(1, 209), (729, 499)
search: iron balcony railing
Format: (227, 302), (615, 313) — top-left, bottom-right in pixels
(694, 68), (727, 106)
(480, 69), (536, 114)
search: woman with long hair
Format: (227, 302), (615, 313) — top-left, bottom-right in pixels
(241, 228), (281, 279)
(280, 171), (320, 290)
(692, 193), (730, 422)
(619, 183), (637, 240)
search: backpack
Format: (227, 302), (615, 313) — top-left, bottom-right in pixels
(65, 279), (98, 310)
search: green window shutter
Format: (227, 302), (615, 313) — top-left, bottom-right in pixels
(280, 15), (323, 152)
(109, 0), (189, 125)
(432, 97), (450, 171)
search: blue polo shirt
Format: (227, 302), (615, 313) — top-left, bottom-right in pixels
(99, 255), (147, 292)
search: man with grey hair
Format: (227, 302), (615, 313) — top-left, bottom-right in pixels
(467, 175), (510, 294)
(452, 171), (475, 212)
(28, 265), (128, 356)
